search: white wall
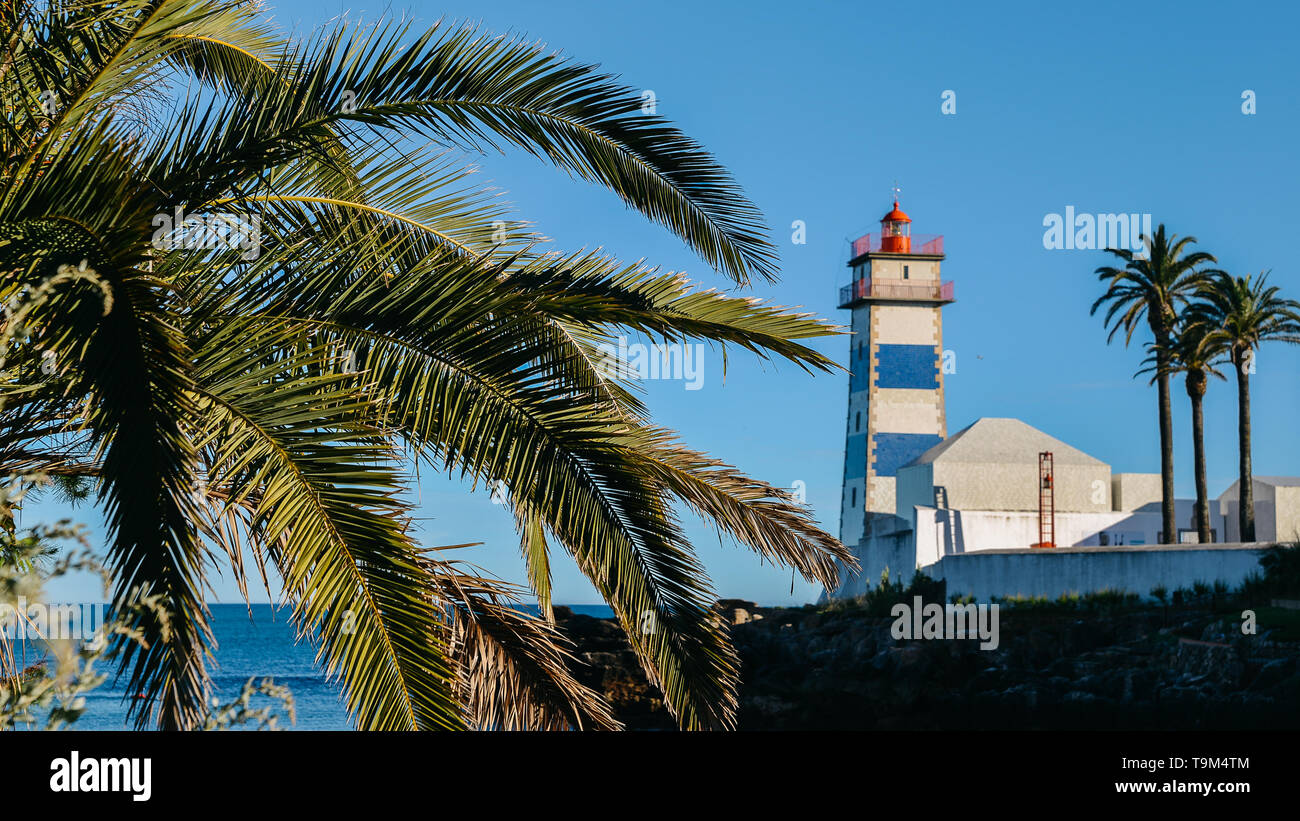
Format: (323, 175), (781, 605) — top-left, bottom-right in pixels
(824, 513), (918, 599)
(1112, 472), (1161, 511)
(1218, 481), (1300, 543)
(869, 258), (940, 282)
(912, 504), (1228, 566)
(827, 502), (1236, 603)
(931, 461), (1111, 513)
(934, 544), (1271, 602)
(895, 463), (935, 520)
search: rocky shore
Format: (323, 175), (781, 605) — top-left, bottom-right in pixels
(554, 599), (1300, 730)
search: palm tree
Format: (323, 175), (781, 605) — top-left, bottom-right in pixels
(0, 1), (853, 730)
(1189, 271), (1300, 541)
(1139, 317), (1227, 544)
(1092, 225), (1214, 544)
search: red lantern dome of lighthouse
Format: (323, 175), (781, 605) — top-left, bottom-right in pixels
(880, 200), (912, 253)
(882, 201), (911, 224)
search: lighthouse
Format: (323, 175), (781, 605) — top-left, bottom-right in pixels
(820, 199), (1286, 606)
(838, 197), (954, 548)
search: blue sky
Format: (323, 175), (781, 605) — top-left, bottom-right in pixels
(34, 0), (1300, 606)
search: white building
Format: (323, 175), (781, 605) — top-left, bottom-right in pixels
(827, 416), (1246, 599)
(824, 200), (1293, 602)
(1218, 477), (1300, 543)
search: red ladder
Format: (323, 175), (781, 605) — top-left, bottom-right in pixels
(1033, 451), (1055, 548)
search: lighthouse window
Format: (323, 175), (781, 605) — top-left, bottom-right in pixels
(851, 487), (857, 507)
(903, 265), (910, 279)
(855, 411), (861, 431)
(857, 341), (864, 360)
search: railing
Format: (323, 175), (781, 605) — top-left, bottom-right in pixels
(849, 233), (944, 259)
(838, 278), (955, 307)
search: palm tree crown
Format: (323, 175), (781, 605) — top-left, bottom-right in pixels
(1188, 270), (1300, 541)
(1192, 270), (1300, 358)
(0, 1), (852, 730)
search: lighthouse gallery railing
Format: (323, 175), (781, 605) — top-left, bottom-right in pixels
(838, 278), (955, 307)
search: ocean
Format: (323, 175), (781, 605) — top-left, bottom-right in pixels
(8, 602), (615, 731)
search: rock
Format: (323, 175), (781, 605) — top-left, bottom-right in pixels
(1175, 639), (1244, 687)
(1248, 658), (1296, 691)
(1267, 673), (1300, 701)
(1044, 658), (1075, 678)
(1074, 673), (1125, 699)
(715, 598), (766, 625)
(1000, 684), (1039, 709)
(1123, 669), (1159, 702)
(1063, 690), (1101, 704)
(558, 597), (1300, 730)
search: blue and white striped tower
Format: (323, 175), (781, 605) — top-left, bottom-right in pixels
(838, 198), (954, 547)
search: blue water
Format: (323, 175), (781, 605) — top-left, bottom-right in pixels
(10, 602), (614, 730)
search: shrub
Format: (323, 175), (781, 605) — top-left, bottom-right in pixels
(848, 568), (947, 617)
(1257, 543), (1300, 596)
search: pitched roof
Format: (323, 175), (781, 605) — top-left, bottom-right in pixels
(1255, 476), (1300, 487)
(906, 417), (1107, 468)
(1217, 476), (1300, 500)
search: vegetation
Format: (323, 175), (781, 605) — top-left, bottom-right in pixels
(820, 546), (1299, 623)
(1239, 543), (1300, 601)
(1189, 271), (1300, 541)
(1093, 225), (1213, 543)
(991, 589), (1141, 614)
(1094, 231), (1299, 544)
(824, 568), (945, 618)
(0, 1), (851, 730)
(0, 552), (297, 730)
(1139, 315), (1227, 543)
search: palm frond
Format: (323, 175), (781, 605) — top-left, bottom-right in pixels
(192, 324), (462, 730)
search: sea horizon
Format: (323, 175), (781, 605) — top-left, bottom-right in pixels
(9, 602), (618, 731)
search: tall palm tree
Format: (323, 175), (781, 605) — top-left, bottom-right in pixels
(1139, 317), (1227, 544)
(1190, 271), (1300, 541)
(1092, 225), (1214, 544)
(0, 0), (853, 730)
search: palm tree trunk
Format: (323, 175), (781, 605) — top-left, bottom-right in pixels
(1189, 376), (1210, 544)
(1156, 360), (1176, 543)
(1235, 351), (1255, 541)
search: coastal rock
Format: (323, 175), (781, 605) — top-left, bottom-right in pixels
(714, 599), (767, 626)
(557, 600), (1300, 730)
(1248, 657), (1295, 691)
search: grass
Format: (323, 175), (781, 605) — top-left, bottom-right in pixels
(1222, 606), (1300, 642)
(821, 568), (946, 618)
(990, 589), (1142, 614)
(813, 544), (1300, 630)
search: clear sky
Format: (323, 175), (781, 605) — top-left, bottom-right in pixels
(34, 0), (1300, 606)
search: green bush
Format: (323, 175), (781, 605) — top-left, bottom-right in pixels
(991, 588), (1140, 613)
(1258, 543), (1300, 595)
(844, 568), (947, 617)
(1237, 543), (1300, 603)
